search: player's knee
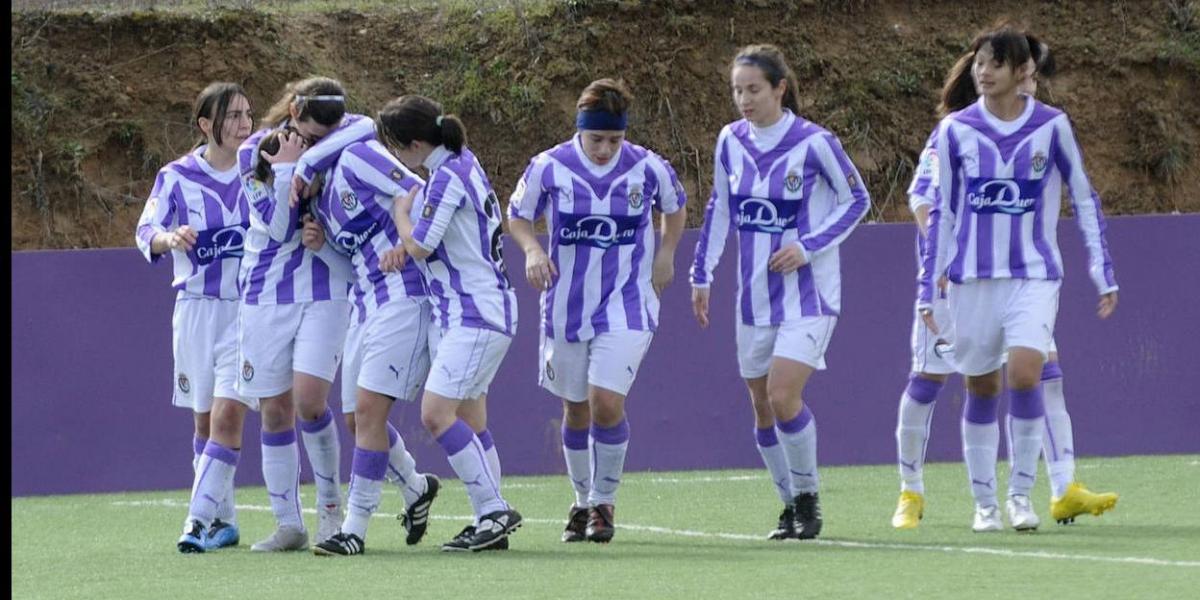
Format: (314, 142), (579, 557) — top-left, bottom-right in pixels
(193, 413), (211, 439)
(562, 401), (591, 429)
(966, 377), (1001, 398)
(259, 398), (293, 431)
(342, 413), (357, 437)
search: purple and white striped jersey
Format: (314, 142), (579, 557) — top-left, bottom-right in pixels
(907, 129), (939, 282)
(411, 146), (517, 336)
(313, 140), (427, 323)
(135, 146), (250, 300)
(508, 135), (686, 342)
(690, 111), (871, 326)
(236, 125), (358, 305)
(294, 114), (376, 185)
(918, 97), (1118, 307)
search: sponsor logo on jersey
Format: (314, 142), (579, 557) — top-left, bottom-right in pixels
(784, 171), (802, 193)
(1031, 151), (1047, 173)
(965, 177), (1041, 215)
(627, 185), (644, 209)
(340, 190), (358, 211)
(557, 213), (642, 249)
(732, 196), (799, 234)
(194, 225), (246, 265)
(177, 373), (191, 394)
(242, 360), (254, 382)
(333, 211), (381, 254)
(917, 148), (939, 177)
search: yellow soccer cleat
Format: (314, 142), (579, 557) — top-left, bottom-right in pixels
(1051, 482), (1119, 524)
(891, 491), (925, 529)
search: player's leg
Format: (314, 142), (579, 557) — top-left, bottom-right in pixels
(540, 331), (591, 542)
(736, 323), (795, 539)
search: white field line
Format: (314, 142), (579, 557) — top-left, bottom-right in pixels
(111, 498), (1200, 569)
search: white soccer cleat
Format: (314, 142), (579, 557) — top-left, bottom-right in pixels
(250, 525), (309, 552)
(972, 504), (1003, 532)
(317, 503), (344, 544)
(1006, 494), (1040, 532)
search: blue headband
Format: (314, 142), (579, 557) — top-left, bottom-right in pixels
(576, 109), (627, 131)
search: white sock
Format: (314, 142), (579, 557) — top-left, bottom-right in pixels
(187, 442), (239, 528)
(588, 419), (630, 506)
(261, 429), (304, 529)
(896, 376), (942, 495)
(300, 408), (342, 510)
(962, 393), (1000, 507)
(1007, 387), (1046, 498)
(437, 419), (506, 517)
(755, 426), (792, 504)
(1041, 374), (1075, 498)
(385, 423), (428, 507)
(478, 429), (502, 487)
(343, 447), (388, 539)
(562, 425), (591, 507)
(777, 407), (819, 495)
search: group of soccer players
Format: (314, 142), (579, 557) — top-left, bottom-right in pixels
(135, 21), (1120, 556)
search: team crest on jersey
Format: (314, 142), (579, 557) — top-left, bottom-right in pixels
(177, 373), (190, 394)
(390, 168), (407, 182)
(545, 360), (555, 381)
(784, 171), (802, 193)
(628, 186), (644, 209)
(242, 360), (255, 382)
(341, 190), (358, 211)
(1031, 151), (1047, 173)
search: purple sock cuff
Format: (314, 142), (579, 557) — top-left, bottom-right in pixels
(352, 447), (389, 480)
(1041, 361), (1064, 381)
(299, 407), (334, 433)
(1009, 387), (1046, 420)
(776, 406), (814, 434)
(202, 441), (240, 465)
(193, 436), (207, 456)
(436, 419), (475, 456)
(477, 429), (495, 451)
(261, 429), (297, 447)
(591, 419), (630, 446)
(964, 393), (1000, 425)
(387, 422), (399, 447)
(562, 425), (590, 451)
(906, 375), (944, 404)
(755, 426), (779, 447)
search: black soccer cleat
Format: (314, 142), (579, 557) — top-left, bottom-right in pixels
(469, 509), (522, 551)
(440, 524), (476, 552)
(562, 505), (589, 543)
(793, 492), (823, 540)
(400, 474), (440, 545)
(768, 505), (796, 540)
(176, 520), (208, 554)
(313, 532), (365, 556)
(585, 504), (615, 543)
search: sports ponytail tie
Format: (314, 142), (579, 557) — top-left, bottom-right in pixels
(435, 115), (444, 128)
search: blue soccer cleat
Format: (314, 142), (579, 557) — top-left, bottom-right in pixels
(205, 519), (241, 550)
(177, 520), (208, 553)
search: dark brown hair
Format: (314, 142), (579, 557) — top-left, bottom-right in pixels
(576, 78), (633, 114)
(938, 24), (1037, 117)
(262, 76), (347, 128)
(731, 44), (801, 114)
(377, 95), (466, 155)
(192, 82), (247, 149)
(254, 131), (282, 183)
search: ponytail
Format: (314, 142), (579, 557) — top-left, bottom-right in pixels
(378, 95), (466, 155)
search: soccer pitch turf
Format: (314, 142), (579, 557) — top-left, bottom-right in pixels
(13, 455), (1199, 599)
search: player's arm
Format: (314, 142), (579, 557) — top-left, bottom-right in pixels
(507, 158), (556, 291)
(403, 169), (464, 260)
(794, 133), (871, 261)
(1053, 115), (1118, 298)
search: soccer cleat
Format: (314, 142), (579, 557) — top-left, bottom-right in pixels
(250, 525), (309, 552)
(891, 491), (924, 530)
(177, 520), (208, 553)
(561, 505), (590, 543)
(313, 532), (365, 557)
(470, 509), (522, 551)
(316, 502), (344, 545)
(400, 474), (440, 545)
(205, 519), (241, 550)
(440, 524), (476, 552)
(1051, 482), (1118, 525)
(586, 504), (616, 543)
(792, 492), (823, 540)
(1006, 494), (1040, 532)
(972, 504), (1003, 532)
(767, 505), (795, 540)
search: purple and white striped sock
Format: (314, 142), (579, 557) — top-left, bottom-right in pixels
(437, 419), (506, 518)
(562, 424), (591, 507)
(1007, 387), (1046, 498)
(896, 375), (943, 495)
(188, 441), (240, 528)
(261, 429), (303, 529)
(962, 392), (1000, 507)
(477, 429), (502, 487)
(1040, 362), (1074, 498)
(343, 447), (388, 539)
(777, 406), (819, 495)
(300, 407), (342, 509)
(755, 425), (792, 504)
(588, 418), (630, 506)
(385, 423), (427, 507)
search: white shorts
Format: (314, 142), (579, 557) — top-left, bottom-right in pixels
(948, 279), (1060, 376)
(171, 296), (247, 412)
(538, 330), (655, 403)
(341, 298), (432, 412)
(736, 317), (838, 379)
(911, 298), (955, 375)
(426, 326), (513, 401)
(236, 300), (349, 399)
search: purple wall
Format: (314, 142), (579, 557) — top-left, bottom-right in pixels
(12, 215), (1200, 496)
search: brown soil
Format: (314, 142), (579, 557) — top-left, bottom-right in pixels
(10, 1), (1200, 250)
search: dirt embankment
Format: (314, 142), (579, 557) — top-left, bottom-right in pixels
(10, 0), (1199, 250)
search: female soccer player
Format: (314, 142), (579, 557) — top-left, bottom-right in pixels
(136, 82), (252, 553)
(892, 35), (1118, 530)
(918, 25), (1118, 532)
(507, 79), (687, 544)
(690, 46), (871, 541)
(301, 107), (441, 557)
(384, 95), (523, 552)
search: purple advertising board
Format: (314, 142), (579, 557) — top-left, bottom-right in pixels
(11, 215), (1200, 496)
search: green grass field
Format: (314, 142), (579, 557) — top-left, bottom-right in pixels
(13, 455), (1200, 599)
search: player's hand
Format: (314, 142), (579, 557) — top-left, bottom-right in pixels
(300, 215), (325, 251)
(379, 246), (408, 273)
(937, 275), (948, 296)
(651, 252), (675, 296)
(261, 129), (307, 166)
(768, 243), (808, 273)
(168, 225), (198, 252)
(1098, 291), (1118, 319)
(524, 246), (557, 291)
(692, 286), (710, 329)
(289, 173), (321, 209)
(395, 186), (419, 219)
(920, 307), (940, 335)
